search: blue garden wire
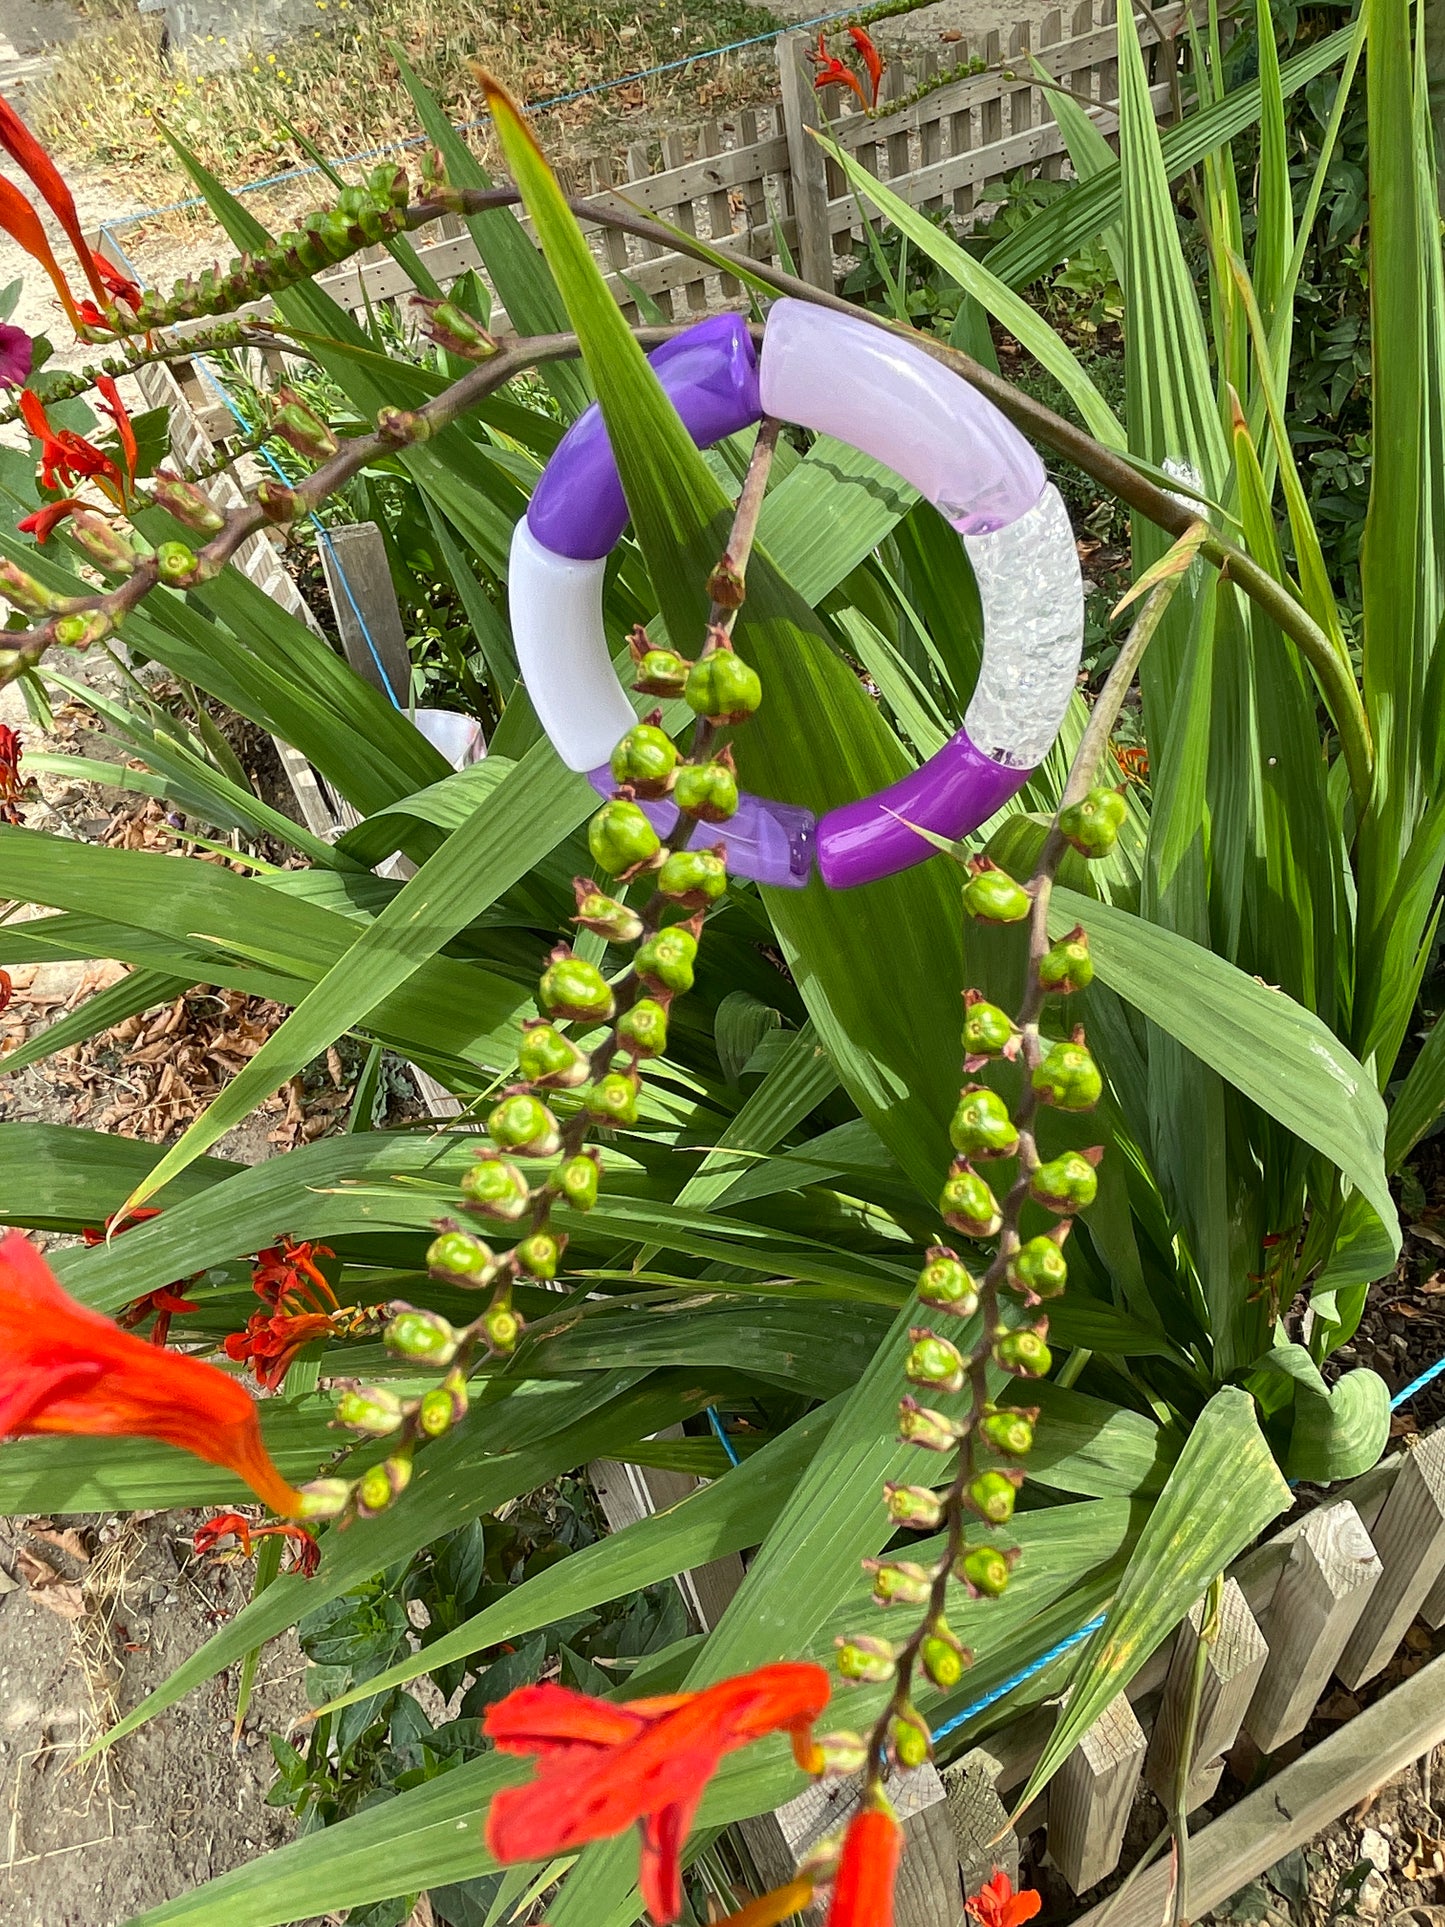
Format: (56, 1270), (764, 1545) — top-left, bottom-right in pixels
(1390, 1350), (1445, 1412)
(707, 1405), (742, 1467)
(100, 7), (860, 234)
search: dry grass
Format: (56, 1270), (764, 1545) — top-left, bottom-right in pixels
(32, 0), (780, 205)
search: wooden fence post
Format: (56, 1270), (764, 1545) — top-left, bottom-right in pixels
(941, 1746), (1020, 1893)
(1338, 1428), (1445, 1688)
(1422, 1555), (1445, 1630)
(317, 520), (413, 706)
(1145, 1579), (1268, 1811)
(1245, 1500), (1383, 1752)
(1047, 1692), (1148, 1894)
(776, 32), (834, 289)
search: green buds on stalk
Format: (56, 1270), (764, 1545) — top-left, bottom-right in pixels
(418, 1368), (469, 1438)
(905, 1328), (966, 1395)
(333, 1384), (406, 1436)
(980, 1405), (1037, 1457)
(916, 1246), (980, 1318)
(572, 879), (644, 945)
(863, 1559), (934, 1608)
(256, 478), (300, 525)
(635, 926), (697, 994)
(270, 387), (338, 461)
(962, 857), (1031, 924)
(518, 1021), (590, 1088)
(657, 847), (727, 906)
(70, 511), (136, 576)
(1006, 1233), (1069, 1300)
(673, 755), (739, 823)
(967, 1467), (1023, 1525)
(413, 295), (499, 361)
(356, 1452), (413, 1518)
(896, 1396), (960, 1452)
(151, 468), (225, 534)
(54, 610), (113, 648)
(957, 1543), (1015, 1599)
(0, 559), (66, 615)
(427, 1229), (496, 1286)
(1058, 786), (1126, 858)
(609, 722), (678, 798)
(684, 639), (762, 723)
(1032, 1033), (1102, 1111)
(883, 1482), (945, 1530)
(559, 1150), (601, 1212)
(629, 628), (691, 696)
(920, 1623), (972, 1690)
(962, 990), (1021, 1066)
(516, 1230), (565, 1280)
(835, 1634), (897, 1683)
(538, 949), (615, 1025)
(487, 1093), (561, 1157)
(994, 1321), (1053, 1379)
(940, 1158), (1002, 1239)
(1030, 1148), (1101, 1214)
(811, 1732), (870, 1776)
(386, 1307), (461, 1364)
(1038, 926), (1093, 995)
(482, 1295), (522, 1354)
(155, 540), (200, 586)
(948, 1085), (1020, 1160)
(588, 797), (661, 878)
(617, 997), (669, 1059)
(890, 1708), (932, 1769)
(584, 1071), (640, 1127)
(297, 1476), (354, 1521)
(376, 405), (430, 445)
(460, 1155), (530, 1221)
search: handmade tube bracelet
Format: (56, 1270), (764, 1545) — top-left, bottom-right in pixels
(509, 301), (1083, 890)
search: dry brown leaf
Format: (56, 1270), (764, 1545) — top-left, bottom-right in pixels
(30, 1526), (89, 1566)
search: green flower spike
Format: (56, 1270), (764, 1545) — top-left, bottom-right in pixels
(487, 1093), (561, 1157)
(518, 1021), (591, 1089)
(993, 1320), (1053, 1379)
(616, 997), (669, 1058)
(962, 989), (1021, 1068)
(572, 879), (644, 945)
(904, 1328), (966, 1394)
(427, 1229), (496, 1287)
(939, 1158), (1002, 1239)
(916, 1246), (980, 1318)
(673, 753), (739, 823)
(967, 1467), (1023, 1524)
(835, 1634), (897, 1683)
(1006, 1232), (1069, 1300)
(980, 1405), (1037, 1457)
(558, 1150), (601, 1212)
(385, 1306), (460, 1364)
(635, 925), (697, 994)
(657, 846), (727, 906)
(460, 1155), (531, 1221)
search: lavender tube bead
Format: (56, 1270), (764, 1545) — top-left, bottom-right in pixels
(815, 732), (1029, 891)
(586, 769), (814, 888)
(527, 315), (763, 560)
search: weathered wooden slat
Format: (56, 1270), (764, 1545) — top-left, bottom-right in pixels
(1047, 1692), (1148, 1894)
(941, 1746), (1020, 1893)
(1038, 11), (1067, 178)
(317, 520), (413, 705)
(1145, 1579), (1269, 1811)
(1337, 1427), (1445, 1687)
(1245, 1499), (1383, 1752)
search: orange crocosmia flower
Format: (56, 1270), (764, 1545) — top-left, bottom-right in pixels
(0, 1231), (303, 1516)
(966, 1870), (1043, 1927)
(484, 1664), (831, 1925)
(194, 1509), (321, 1578)
(0, 97), (109, 319)
(18, 498), (85, 543)
(847, 27), (885, 107)
(95, 374), (138, 484)
(19, 387), (126, 504)
(224, 1309), (335, 1391)
(253, 1235), (337, 1311)
(0, 722), (23, 826)
(809, 31), (869, 108)
(824, 1805), (904, 1925)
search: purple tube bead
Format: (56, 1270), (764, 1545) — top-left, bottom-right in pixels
(815, 731), (1030, 890)
(527, 316), (763, 561)
(586, 768), (814, 889)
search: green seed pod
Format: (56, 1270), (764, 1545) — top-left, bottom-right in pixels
(897, 1395), (960, 1452)
(961, 860), (1031, 924)
(1032, 1037), (1103, 1111)
(427, 1229), (495, 1285)
(1038, 925), (1094, 994)
(559, 1151), (601, 1213)
(920, 1625), (972, 1691)
(632, 645), (692, 696)
(155, 540), (199, 585)
(515, 1230), (564, 1280)
(980, 1405), (1037, 1457)
(609, 722), (678, 798)
(617, 997), (669, 1058)
(961, 995), (1020, 1063)
(635, 926), (697, 994)
(834, 1634), (897, 1683)
(968, 1468), (1021, 1525)
(585, 1071), (640, 1127)
(416, 296), (498, 361)
(460, 1156), (530, 1221)
(916, 1247), (980, 1318)
(958, 1544), (1013, 1598)
(376, 405), (429, 445)
(572, 879), (644, 945)
(255, 479), (299, 525)
(385, 1307), (460, 1364)
(70, 510), (137, 576)
(672, 758), (739, 823)
(54, 610), (112, 648)
(333, 1385), (406, 1437)
(518, 1020), (591, 1087)
(890, 1709), (932, 1769)
(904, 1328), (966, 1394)
(487, 1093), (561, 1157)
(994, 1321), (1053, 1378)
(587, 797), (661, 877)
(883, 1482), (945, 1529)
(812, 1731), (870, 1774)
(1007, 1234), (1068, 1299)
(417, 1368), (468, 1439)
(0, 558), (65, 615)
(296, 1476), (353, 1521)
(368, 161), (410, 207)
(1030, 1149), (1100, 1214)
(949, 1085), (1020, 1160)
(483, 1299), (522, 1354)
(940, 1159), (1002, 1239)
(683, 645), (762, 723)
(863, 1559), (934, 1608)
(657, 847), (727, 906)
(538, 952), (615, 1025)
(270, 388), (338, 461)
(151, 467), (225, 534)
(356, 1453), (412, 1517)
(1058, 786), (1126, 857)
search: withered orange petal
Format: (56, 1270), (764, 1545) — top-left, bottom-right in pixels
(483, 1681), (655, 1756)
